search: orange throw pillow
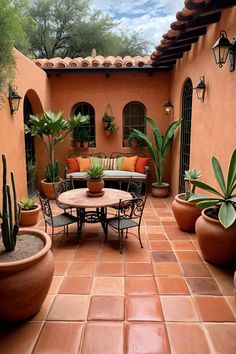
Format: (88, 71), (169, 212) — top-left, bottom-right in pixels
(135, 156), (150, 174)
(66, 158), (79, 173)
(76, 156), (91, 172)
(121, 156), (138, 172)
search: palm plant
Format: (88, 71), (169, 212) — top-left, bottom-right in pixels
(189, 149), (236, 228)
(132, 117), (182, 185)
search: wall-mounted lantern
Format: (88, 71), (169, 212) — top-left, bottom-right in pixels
(164, 99), (173, 115)
(194, 76), (206, 102)
(8, 86), (22, 114)
(212, 30), (236, 72)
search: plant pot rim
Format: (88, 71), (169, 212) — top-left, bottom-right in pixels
(0, 229), (52, 269)
(201, 206), (232, 226)
(41, 178), (62, 184)
(152, 182), (169, 188)
(20, 204), (41, 212)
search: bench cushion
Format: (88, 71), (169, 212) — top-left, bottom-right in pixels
(67, 169), (146, 181)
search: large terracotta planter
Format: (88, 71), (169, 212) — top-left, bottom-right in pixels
(19, 205), (41, 226)
(151, 182), (169, 198)
(87, 178), (104, 194)
(196, 208), (236, 265)
(172, 193), (201, 232)
(40, 179), (61, 200)
(0, 229), (54, 321)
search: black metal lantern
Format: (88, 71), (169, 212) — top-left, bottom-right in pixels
(212, 30), (231, 67)
(8, 87), (22, 114)
(194, 76), (206, 102)
(164, 99), (173, 115)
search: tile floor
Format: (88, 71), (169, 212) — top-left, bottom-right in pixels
(0, 195), (236, 354)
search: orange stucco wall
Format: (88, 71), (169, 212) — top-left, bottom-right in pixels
(170, 7), (236, 195)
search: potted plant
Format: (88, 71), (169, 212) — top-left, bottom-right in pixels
(72, 114), (90, 149)
(0, 154), (54, 321)
(132, 117), (182, 197)
(87, 166), (104, 195)
(189, 149), (236, 265)
(172, 168), (202, 232)
(105, 121), (118, 136)
(19, 196), (41, 226)
(102, 112), (113, 128)
(128, 130), (146, 148)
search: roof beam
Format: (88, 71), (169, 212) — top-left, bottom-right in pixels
(179, 27), (207, 40)
(189, 11), (221, 29)
(158, 45), (191, 56)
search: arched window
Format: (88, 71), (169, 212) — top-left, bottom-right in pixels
(123, 102), (146, 147)
(179, 78), (193, 192)
(73, 102), (95, 147)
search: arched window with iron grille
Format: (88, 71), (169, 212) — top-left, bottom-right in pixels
(123, 101), (146, 147)
(73, 102), (96, 147)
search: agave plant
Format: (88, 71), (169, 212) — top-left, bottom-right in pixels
(87, 166), (104, 180)
(20, 196), (36, 210)
(132, 117), (182, 185)
(184, 168), (201, 200)
(189, 149), (236, 228)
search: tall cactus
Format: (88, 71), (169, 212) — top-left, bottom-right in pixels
(0, 154), (21, 252)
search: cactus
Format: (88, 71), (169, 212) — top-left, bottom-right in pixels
(0, 154), (21, 252)
(45, 160), (60, 182)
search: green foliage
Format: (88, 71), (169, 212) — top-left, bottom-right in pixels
(189, 149), (236, 229)
(0, 154), (21, 252)
(184, 168), (201, 200)
(20, 196), (36, 210)
(45, 160), (60, 183)
(87, 166), (104, 180)
(106, 121), (118, 133)
(128, 130), (146, 147)
(133, 117), (182, 185)
(102, 113), (113, 123)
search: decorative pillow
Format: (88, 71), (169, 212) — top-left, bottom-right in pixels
(135, 156), (150, 174)
(76, 156), (91, 172)
(66, 157), (79, 173)
(101, 158), (117, 170)
(92, 156), (101, 168)
(121, 156), (138, 172)
(116, 157), (124, 170)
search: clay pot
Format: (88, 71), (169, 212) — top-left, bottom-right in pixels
(75, 141), (81, 149)
(40, 179), (61, 200)
(82, 141), (89, 149)
(19, 205), (41, 226)
(172, 193), (201, 232)
(196, 208), (236, 265)
(151, 182), (169, 198)
(0, 229), (54, 321)
(87, 178), (104, 194)
(130, 139), (137, 148)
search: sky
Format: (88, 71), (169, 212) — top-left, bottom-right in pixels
(90, 0), (184, 53)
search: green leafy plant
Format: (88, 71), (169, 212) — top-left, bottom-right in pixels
(102, 112), (113, 123)
(184, 168), (201, 200)
(20, 196), (37, 210)
(128, 130), (146, 147)
(106, 121), (118, 132)
(132, 117), (182, 185)
(189, 149), (236, 228)
(70, 113), (90, 143)
(0, 154), (21, 252)
(87, 166), (104, 180)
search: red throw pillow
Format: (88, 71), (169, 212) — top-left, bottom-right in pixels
(66, 158), (79, 173)
(135, 156), (150, 174)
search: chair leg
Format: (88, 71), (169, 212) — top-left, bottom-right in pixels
(119, 229), (124, 254)
(138, 226), (143, 248)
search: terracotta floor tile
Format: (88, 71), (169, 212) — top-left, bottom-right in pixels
(73, 250), (98, 262)
(226, 296), (236, 316)
(126, 296), (163, 321)
(0, 322), (43, 354)
(33, 322), (84, 354)
(181, 263), (211, 277)
(147, 233), (167, 240)
(186, 277), (222, 295)
(48, 276), (63, 294)
(166, 323), (211, 354)
(152, 250), (177, 263)
(171, 240), (196, 250)
(193, 296), (235, 321)
(149, 241), (172, 250)
(98, 250), (125, 262)
(54, 262), (69, 275)
(215, 277), (235, 296)
(92, 277), (124, 295)
(204, 323), (236, 354)
(161, 296), (199, 321)
(59, 276), (92, 294)
(125, 277), (158, 295)
(52, 249), (76, 262)
(153, 262), (183, 277)
(125, 250), (151, 262)
(88, 295), (124, 320)
(156, 277), (189, 295)
(96, 262), (124, 276)
(126, 323), (170, 354)
(47, 294), (89, 321)
(67, 262), (95, 276)
(125, 262), (153, 276)
(175, 251), (203, 263)
(146, 226), (164, 234)
(30, 294), (55, 321)
(125, 240), (149, 251)
(81, 322), (123, 354)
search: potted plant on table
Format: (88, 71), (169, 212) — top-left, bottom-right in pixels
(0, 154), (54, 321)
(172, 168), (202, 232)
(19, 196), (41, 226)
(189, 149), (236, 265)
(87, 166), (104, 195)
(132, 117), (182, 197)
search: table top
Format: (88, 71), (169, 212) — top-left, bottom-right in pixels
(58, 188), (132, 208)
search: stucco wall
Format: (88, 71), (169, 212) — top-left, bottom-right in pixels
(170, 7), (236, 195)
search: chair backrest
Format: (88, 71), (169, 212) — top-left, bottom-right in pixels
(54, 179), (74, 198)
(118, 195), (147, 225)
(38, 194), (53, 219)
(127, 180), (142, 198)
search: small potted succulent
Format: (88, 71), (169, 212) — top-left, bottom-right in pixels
(87, 166), (104, 194)
(172, 168), (202, 232)
(19, 196), (41, 226)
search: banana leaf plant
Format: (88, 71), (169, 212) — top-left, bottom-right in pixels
(132, 117), (182, 185)
(25, 111), (89, 182)
(189, 149), (236, 229)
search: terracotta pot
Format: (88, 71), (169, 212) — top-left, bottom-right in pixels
(105, 130), (111, 136)
(87, 178), (104, 194)
(82, 141), (89, 149)
(151, 182), (169, 198)
(75, 141), (81, 149)
(40, 179), (61, 200)
(130, 139), (137, 148)
(172, 193), (201, 232)
(103, 122), (109, 128)
(196, 208), (236, 265)
(0, 229), (54, 321)
(19, 205), (41, 226)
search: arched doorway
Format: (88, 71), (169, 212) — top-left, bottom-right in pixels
(178, 78), (193, 193)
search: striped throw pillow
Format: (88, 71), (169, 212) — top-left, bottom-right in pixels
(101, 158), (118, 170)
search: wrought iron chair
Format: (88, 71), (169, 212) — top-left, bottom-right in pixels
(110, 180), (143, 214)
(39, 194), (78, 239)
(54, 179), (75, 213)
(105, 195), (147, 253)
